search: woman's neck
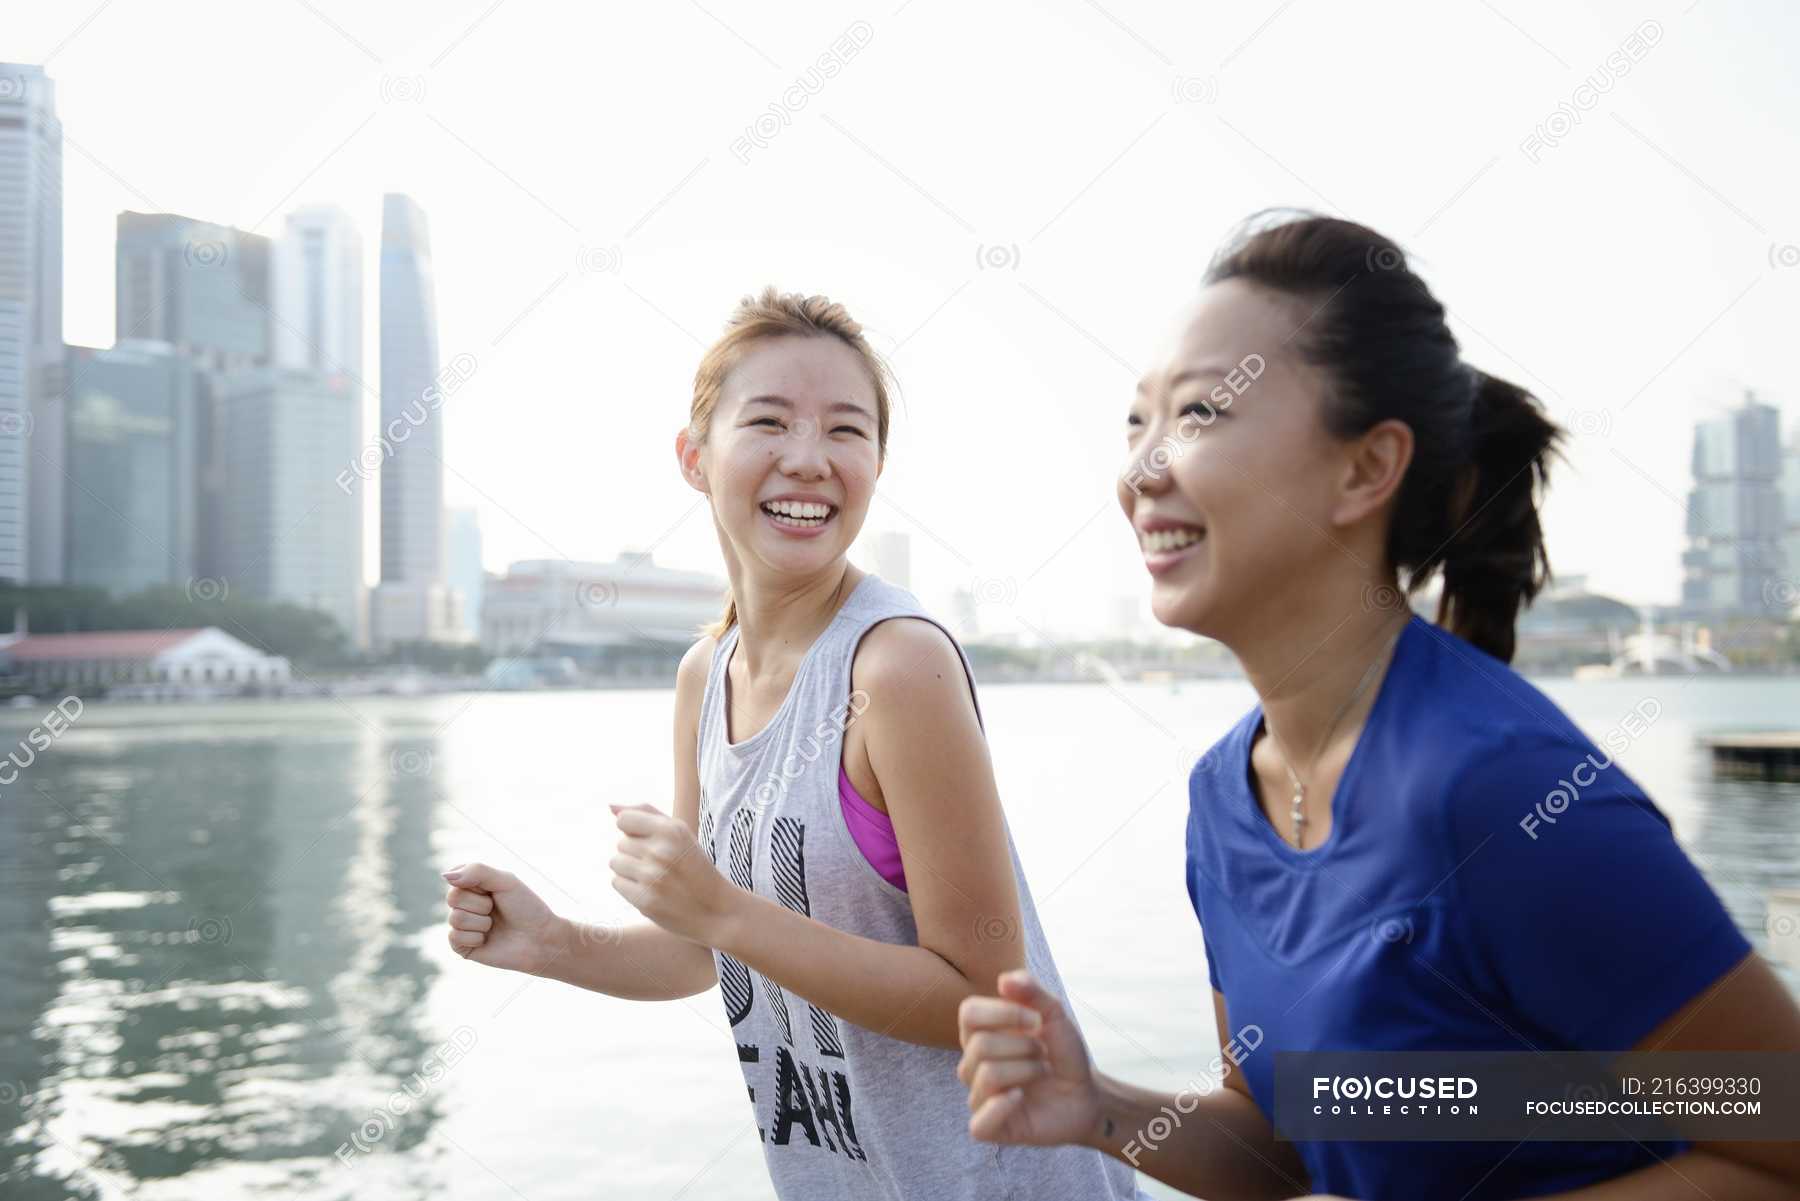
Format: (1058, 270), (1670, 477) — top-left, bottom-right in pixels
(729, 562), (864, 676)
(1232, 592), (1411, 766)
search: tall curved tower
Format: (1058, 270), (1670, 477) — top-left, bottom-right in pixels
(378, 192), (442, 587)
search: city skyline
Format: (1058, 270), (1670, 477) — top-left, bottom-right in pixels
(9, 1), (1800, 639)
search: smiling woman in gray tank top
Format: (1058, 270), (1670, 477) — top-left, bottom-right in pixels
(439, 286), (1148, 1200)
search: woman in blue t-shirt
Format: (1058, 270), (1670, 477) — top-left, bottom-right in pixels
(954, 210), (1800, 1200)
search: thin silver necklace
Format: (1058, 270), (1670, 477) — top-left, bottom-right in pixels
(1261, 617), (1407, 849)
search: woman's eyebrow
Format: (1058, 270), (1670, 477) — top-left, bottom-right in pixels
(743, 394), (873, 419)
(1134, 363), (1240, 395)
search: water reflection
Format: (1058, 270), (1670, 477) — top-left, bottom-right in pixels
(1, 706), (453, 1198)
(0, 680), (1795, 1200)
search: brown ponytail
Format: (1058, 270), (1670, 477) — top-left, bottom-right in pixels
(1204, 210), (1564, 662)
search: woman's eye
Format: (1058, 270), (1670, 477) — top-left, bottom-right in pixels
(1179, 401), (1223, 421)
(832, 426), (868, 437)
(751, 417), (783, 429)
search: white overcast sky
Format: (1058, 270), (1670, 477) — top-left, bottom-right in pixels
(20, 0), (1800, 636)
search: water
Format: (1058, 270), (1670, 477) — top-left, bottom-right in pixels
(1, 677), (1796, 1199)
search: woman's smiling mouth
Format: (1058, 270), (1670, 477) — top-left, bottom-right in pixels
(1140, 522), (1206, 576)
(761, 498), (838, 534)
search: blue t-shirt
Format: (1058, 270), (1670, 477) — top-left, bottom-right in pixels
(1186, 614), (1752, 1201)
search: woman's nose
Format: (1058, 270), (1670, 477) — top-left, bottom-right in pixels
(1122, 432), (1175, 496)
(777, 421), (830, 477)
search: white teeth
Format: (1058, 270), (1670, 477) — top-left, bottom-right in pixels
(762, 500), (833, 524)
(1144, 527), (1203, 553)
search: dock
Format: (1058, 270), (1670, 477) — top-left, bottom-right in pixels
(1700, 733), (1800, 781)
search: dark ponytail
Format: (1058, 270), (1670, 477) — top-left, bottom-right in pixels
(1435, 370), (1559, 663)
(1204, 209), (1563, 663)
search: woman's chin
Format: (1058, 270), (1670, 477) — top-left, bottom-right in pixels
(1149, 585), (1215, 637)
(753, 533), (842, 573)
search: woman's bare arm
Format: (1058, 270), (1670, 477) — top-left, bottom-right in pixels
(539, 637), (721, 1000)
(612, 618), (1030, 1048)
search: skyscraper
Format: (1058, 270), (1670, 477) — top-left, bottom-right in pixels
(378, 193), (442, 586)
(217, 366), (363, 646)
(0, 63), (64, 584)
(115, 212), (270, 362)
(1682, 392), (1785, 618)
(270, 204), (366, 644)
(446, 506), (484, 641)
(114, 211), (271, 584)
(63, 340), (198, 594)
(372, 193), (459, 648)
(1781, 431), (1800, 618)
(272, 204), (363, 383)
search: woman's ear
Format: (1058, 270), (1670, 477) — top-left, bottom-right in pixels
(1332, 418), (1413, 527)
(674, 428), (708, 495)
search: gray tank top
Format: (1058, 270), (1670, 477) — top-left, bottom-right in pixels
(695, 572), (1147, 1200)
